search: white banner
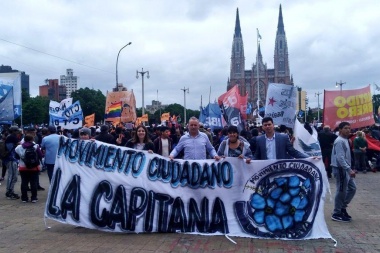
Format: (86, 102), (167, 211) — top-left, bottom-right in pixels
(45, 137), (332, 240)
(49, 99), (83, 129)
(264, 83), (297, 128)
(293, 119), (322, 157)
(49, 98), (73, 116)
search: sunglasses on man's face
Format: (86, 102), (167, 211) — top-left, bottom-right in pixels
(80, 132), (88, 136)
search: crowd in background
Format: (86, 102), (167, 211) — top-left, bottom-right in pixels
(0, 119), (379, 201)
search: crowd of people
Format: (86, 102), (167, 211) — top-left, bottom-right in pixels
(0, 117), (379, 225)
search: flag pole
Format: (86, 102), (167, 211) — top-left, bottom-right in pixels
(256, 28), (261, 117)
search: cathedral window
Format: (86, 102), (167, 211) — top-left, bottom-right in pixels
(279, 60), (284, 71)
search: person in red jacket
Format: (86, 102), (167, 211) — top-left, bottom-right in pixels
(15, 135), (43, 203)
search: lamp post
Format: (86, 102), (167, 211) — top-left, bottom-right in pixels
(305, 97), (308, 122)
(336, 80), (345, 91)
(315, 92), (322, 123)
(115, 42), (132, 90)
(181, 87), (189, 126)
(136, 68), (150, 116)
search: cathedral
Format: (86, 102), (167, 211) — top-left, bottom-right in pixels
(227, 5), (292, 108)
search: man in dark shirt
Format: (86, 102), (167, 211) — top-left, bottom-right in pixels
(318, 125), (337, 178)
(95, 125), (115, 144)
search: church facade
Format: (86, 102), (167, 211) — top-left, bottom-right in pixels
(227, 5), (292, 108)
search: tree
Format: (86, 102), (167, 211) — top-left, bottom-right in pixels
(307, 107), (314, 123)
(17, 96), (50, 125)
(71, 88), (106, 123)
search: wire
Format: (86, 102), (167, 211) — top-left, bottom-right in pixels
(0, 38), (114, 75)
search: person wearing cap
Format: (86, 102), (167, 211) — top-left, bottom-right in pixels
(4, 126), (22, 199)
(79, 127), (92, 140)
(41, 125), (61, 183)
(95, 125), (115, 144)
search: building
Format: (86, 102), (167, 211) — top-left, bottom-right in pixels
(228, 5), (292, 108)
(0, 65), (30, 93)
(60, 69), (78, 98)
(146, 100), (167, 114)
(39, 79), (67, 101)
(296, 88), (307, 111)
(113, 83), (128, 92)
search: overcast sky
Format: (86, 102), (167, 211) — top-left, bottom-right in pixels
(0, 0), (379, 110)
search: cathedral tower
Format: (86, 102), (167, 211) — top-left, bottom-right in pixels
(228, 8), (245, 93)
(273, 4), (291, 84)
(227, 5), (292, 109)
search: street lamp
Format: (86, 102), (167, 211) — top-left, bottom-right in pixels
(136, 68), (150, 116)
(181, 87), (189, 126)
(336, 80), (345, 91)
(305, 97), (308, 123)
(315, 92), (322, 123)
(115, 42), (132, 90)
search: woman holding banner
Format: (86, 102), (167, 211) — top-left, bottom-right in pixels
(125, 125), (154, 153)
(217, 125), (252, 164)
(353, 131), (368, 173)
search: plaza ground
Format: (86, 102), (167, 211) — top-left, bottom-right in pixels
(1, 170), (380, 253)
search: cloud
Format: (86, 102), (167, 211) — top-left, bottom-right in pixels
(0, 0), (379, 111)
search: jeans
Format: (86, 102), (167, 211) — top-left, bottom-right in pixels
(20, 171), (38, 200)
(333, 166), (356, 214)
(354, 151), (366, 171)
(6, 161), (18, 193)
(46, 163), (55, 183)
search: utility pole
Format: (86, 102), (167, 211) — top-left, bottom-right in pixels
(136, 68), (150, 116)
(315, 92), (322, 123)
(181, 87), (189, 126)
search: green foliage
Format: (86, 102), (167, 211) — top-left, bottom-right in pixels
(17, 86), (201, 127)
(18, 96), (50, 125)
(71, 88), (106, 123)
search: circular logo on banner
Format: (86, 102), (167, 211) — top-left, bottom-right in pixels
(241, 160), (323, 239)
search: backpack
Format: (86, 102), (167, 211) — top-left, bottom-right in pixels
(23, 145), (40, 169)
(0, 140), (8, 159)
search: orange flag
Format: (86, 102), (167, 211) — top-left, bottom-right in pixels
(84, 113), (95, 127)
(161, 112), (170, 121)
(141, 114), (149, 122)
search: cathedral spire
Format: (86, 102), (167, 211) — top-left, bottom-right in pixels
(274, 4), (290, 84)
(277, 4), (285, 35)
(228, 8), (245, 91)
(234, 8), (242, 38)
